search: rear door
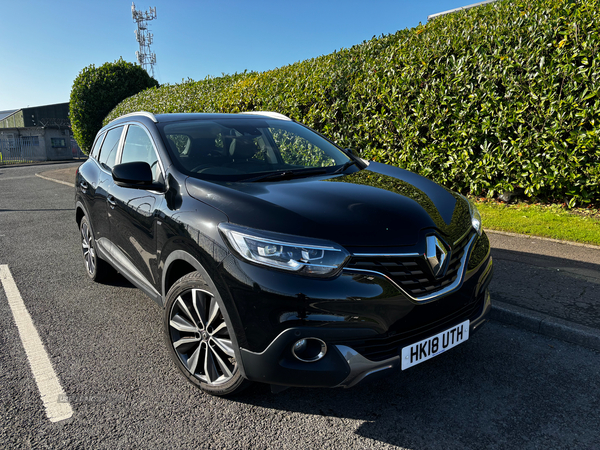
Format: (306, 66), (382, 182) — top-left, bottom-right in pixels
(77, 130), (105, 220)
(86, 126), (124, 240)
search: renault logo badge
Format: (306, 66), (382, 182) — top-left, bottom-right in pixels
(426, 236), (448, 278)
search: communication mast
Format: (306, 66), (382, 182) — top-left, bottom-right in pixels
(131, 3), (157, 77)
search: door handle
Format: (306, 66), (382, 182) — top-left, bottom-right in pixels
(107, 195), (117, 207)
(80, 181), (89, 190)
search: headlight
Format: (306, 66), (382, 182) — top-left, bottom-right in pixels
(465, 197), (482, 236)
(218, 223), (350, 276)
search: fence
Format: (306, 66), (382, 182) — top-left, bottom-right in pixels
(0, 136), (38, 164)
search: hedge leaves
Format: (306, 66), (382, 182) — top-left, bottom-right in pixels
(105, 0), (600, 204)
(70, 58), (159, 153)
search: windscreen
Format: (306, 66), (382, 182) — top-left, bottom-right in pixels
(158, 118), (350, 181)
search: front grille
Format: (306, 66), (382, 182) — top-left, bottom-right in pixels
(332, 293), (483, 361)
(346, 232), (473, 298)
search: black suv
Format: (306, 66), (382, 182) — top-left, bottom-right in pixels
(75, 111), (493, 396)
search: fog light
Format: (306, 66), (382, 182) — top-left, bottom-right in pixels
(291, 338), (327, 362)
(293, 339), (307, 354)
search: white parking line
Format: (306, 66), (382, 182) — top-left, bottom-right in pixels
(0, 175), (38, 182)
(35, 173), (75, 188)
(0, 265), (73, 423)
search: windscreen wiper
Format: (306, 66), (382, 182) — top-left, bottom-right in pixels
(243, 168), (328, 182)
(332, 159), (359, 174)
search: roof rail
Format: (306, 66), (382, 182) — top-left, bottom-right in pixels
(427, 0), (499, 21)
(115, 111), (158, 123)
(240, 111), (291, 121)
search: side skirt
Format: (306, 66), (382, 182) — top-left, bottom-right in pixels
(96, 237), (162, 306)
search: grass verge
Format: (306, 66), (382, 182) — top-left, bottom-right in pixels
(474, 200), (600, 247)
(0, 160), (36, 166)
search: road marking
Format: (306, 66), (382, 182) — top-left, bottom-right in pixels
(35, 173), (75, 188)
(0, 175), (38, 181)
(0, 265), (73, 423)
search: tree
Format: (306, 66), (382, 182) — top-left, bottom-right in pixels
(69, 58), (159, 153)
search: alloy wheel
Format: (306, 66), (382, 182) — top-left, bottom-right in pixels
(81, 220), (96, 276)
(168, 288), (237, 385)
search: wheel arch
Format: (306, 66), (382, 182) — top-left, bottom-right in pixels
(162, 250), (248, 378)
(162, 252), (198, 303)
(75, 200), (88, 227)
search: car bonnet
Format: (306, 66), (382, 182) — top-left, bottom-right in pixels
(185, 162), (471, 248)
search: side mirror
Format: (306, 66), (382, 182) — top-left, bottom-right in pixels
(343, 148), (360, 158)
(112, 162), (163, 191)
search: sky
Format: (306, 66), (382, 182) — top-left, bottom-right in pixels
(0, 0), (475, 111)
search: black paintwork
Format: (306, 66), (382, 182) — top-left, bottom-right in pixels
(75, 112), (493, 388)
(112, 161), (155, 188)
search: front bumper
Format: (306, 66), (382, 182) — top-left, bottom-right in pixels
(239, 289), (491, 388)
(216, 230), (493, 388)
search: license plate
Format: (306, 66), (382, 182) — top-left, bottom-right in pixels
(401, 320), (470, 370)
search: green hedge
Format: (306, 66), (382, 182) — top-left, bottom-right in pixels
(70, 58), (159, 153)
(105, 0), (600, 205)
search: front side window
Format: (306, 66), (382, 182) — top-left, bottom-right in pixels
(120, 125), (160, 182)
(98, 126), (123, 171)
(158, 118), (349, 181)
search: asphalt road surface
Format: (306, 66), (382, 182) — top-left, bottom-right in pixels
(1, 163), (599, 449)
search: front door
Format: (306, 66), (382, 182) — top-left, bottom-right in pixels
(107, 124), (165, 290)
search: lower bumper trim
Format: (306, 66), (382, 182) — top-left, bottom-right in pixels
(334, 346), (400, 388)
(239, 290), (492, 389)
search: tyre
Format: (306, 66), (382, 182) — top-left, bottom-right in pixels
(80, 216), (111, 282)
(164, 271), (250, 396)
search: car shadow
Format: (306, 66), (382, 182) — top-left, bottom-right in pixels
(229, 320), (599, 448)
(96, 269), (137, 289)
(223, 246), (600, 448)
